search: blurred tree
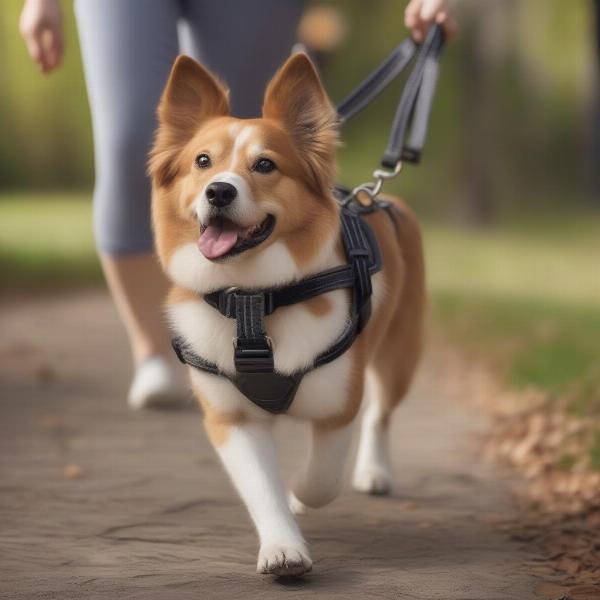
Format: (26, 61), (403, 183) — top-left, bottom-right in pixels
(0, 0), (92, 189)
(588, 0), (600, 203)
(457, 0), (512, 225)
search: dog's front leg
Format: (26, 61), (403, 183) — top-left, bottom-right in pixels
(208, 419), (312, 576)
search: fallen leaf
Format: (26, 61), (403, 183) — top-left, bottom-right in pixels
(569, 584), (600, 600)
(63, 464), (83, 480)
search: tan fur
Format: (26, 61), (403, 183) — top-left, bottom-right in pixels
(303, 295), (333, 317)
(192, 383), (246, 447)
(314, 335), (366, 430)
(167, 285), (199, 304)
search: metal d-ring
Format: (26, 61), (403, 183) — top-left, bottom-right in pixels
(345, 161), (403, 206)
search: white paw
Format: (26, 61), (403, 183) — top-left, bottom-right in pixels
(352, 466), (392, 496)
(257, 543), (312, 577)
(287, 491), (308, 516)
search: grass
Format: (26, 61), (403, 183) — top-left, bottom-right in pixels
(0, 191), (100, 287)
(432, 292), (600, 411)
(423, 216), (600, 468)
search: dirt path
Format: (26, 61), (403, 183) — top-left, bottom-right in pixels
(0, 289), (547, 599)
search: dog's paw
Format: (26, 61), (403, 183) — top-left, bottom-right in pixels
(257, 543), (312, 577)
(352, 467), (392, 496)
(287, 491), (308, 516)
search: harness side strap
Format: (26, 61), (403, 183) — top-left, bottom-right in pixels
(172, 336), (219, 374)
(204, 266), (355, 318)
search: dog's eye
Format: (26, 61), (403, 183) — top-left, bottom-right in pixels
(195, 153), (212, 169)
(253, 158), (276, 174)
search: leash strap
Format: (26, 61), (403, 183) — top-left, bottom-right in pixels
(381, 25), (445, 167)
(336, 25), (445, 168)
(336, 37), (417, 123)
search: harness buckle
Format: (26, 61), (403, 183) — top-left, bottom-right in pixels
(233, 336), (274, 373)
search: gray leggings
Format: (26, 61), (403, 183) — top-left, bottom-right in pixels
(75, 0), (303, 255)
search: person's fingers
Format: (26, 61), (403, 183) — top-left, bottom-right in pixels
(407, 0), (436, 42)
(406, 0), (456, 43)
(404, 0), (422, 31)
(46, 29), (63, 70)
(436, 11), (458, 40)
(39, 31), (53, 73)
(420, 0), (440, 22)
(23, 32), (45, 71)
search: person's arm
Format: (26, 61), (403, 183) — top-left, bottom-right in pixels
(404, 0), (457, 42)
(19, 0), (64, 73)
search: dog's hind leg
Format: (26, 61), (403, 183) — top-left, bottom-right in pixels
(352, 367), (395, 495)
(289, 423), (353, 513)
(353, 213), (425, 495)
(352, 324), (422, 496)
(209, 418), (312, 576)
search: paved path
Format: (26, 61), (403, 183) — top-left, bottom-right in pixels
(0, 290), (543, 599)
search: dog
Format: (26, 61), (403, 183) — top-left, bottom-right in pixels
(149, 52), (425, 577)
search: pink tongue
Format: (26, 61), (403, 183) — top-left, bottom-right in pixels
(197, 219), (240, 259)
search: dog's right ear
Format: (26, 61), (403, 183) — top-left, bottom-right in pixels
(158, 55), (229, 136)
(150, 56), (229, 187)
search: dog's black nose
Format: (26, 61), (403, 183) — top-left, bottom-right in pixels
(205, 181), (237, 208)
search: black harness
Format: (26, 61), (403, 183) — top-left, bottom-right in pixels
(173, 200), (384, 414)
(172, 26), (446, 414)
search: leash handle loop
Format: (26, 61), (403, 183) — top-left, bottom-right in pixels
(335, 24), (445, 174)
(381, 24), (445, 168)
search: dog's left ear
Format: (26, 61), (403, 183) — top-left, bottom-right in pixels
(263, 52), (338, 195)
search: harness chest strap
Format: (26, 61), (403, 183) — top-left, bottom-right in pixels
(172, 208), (383, 414)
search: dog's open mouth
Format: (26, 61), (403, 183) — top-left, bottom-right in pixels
(197, 214), (276, 261)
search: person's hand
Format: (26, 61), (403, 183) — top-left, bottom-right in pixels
(19, 0), (64, 74)
(405, 0), (457, 43)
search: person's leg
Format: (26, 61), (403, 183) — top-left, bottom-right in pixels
(75, 0), (186, 406)
(100, 255), (171, 363)
(181, 0), (305, 118)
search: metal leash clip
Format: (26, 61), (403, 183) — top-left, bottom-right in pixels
(343, 161), (403, 207)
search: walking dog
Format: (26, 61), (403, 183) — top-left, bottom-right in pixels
(149, 52), (425, 576)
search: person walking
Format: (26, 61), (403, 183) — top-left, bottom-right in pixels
(19, 0), (454, 409)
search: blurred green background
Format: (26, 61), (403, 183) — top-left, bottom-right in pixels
(1, 1), (599, 447)
(1, 0), (598, 209)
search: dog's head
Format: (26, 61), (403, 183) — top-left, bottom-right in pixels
(150, 53), (340, 292)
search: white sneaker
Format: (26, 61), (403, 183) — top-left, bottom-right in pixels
(127, 356), (190, 410)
